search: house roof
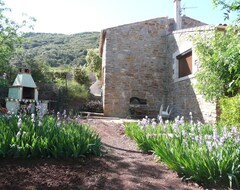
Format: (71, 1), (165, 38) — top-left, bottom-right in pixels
(172, 24), (227, 34)
(12, 73), (37, 88)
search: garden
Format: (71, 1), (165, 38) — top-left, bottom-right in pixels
(0, 0), (239, 189)
(0, 112), (101, 159)
(125, 107), (240, 189)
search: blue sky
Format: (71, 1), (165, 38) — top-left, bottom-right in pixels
(4, 0), (236, 34)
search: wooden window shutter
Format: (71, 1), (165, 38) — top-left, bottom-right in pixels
(177, 51), (192, 78)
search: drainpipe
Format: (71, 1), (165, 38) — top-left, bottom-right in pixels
(174, 0), (182, 30)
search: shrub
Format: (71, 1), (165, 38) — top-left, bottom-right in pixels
(219, 94), (240, 127)
(67, 80), (89, 99)
(74, 67), (90, 86)
(80, 100), (103, 113)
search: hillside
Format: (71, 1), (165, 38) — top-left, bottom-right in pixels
(22, 32), (100, 67)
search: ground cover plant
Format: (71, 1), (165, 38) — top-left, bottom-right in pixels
(124, 115), (240, 189)
(0, 111), (101, 158)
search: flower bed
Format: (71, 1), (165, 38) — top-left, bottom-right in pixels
(0, 113), (101, 158)
(124, 116), (240, 189)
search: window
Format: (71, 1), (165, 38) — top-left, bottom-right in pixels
(177, 50), (192, 78)
(172, 42), (196, 82)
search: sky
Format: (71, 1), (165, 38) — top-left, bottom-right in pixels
(4, 0), (236, 34)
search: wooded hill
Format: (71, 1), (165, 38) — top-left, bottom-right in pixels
(22, 32), (100, 67)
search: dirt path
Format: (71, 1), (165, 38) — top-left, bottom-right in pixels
(83, 117), (203, 190)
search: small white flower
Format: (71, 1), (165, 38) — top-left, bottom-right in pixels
(152, 121), (157, 128)
(16, 131), (21, 138)
(236, 138), (240, 144)
(137, 120), (141, 126)
(17, 119), (22, 128)
(38, 121), (42, 127)
(57, 122), (61, 127)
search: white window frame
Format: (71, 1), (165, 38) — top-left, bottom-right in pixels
(172, 41), (197, 82)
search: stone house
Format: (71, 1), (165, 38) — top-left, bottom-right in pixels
(99, 0), (221, 123)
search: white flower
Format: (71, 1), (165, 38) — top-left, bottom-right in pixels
(38, 121), (42, 127)
(17, 119), (22, 128)
(137, 120), (141, 126)
(57, 122), (61, 127)
(2, 73), (6, 79)
(235, 138), (240, 144)
(152, 121), (157, 128)
(16, 131), (21, 138)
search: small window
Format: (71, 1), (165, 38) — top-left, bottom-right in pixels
(177, 50), (192, 78)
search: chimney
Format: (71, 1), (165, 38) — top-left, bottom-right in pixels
(174, 0), (182, 30)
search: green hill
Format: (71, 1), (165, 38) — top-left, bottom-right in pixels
(22, 32), (100, 67)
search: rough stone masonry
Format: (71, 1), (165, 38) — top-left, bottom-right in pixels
(100, 16), (217, 123)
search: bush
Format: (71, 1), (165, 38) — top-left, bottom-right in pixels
(67, 80), (90, 99)
(219, 94), (240, 127)
(0, 114), (101, 158)
(74, 67), (90, 86)
(79, 100), (103, 113)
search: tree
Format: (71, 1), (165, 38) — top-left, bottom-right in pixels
(73, 67), (90, 86)
(194, 25), (240, 101)
(85, 49), (102, 79)
(192, 1), (240, 101)
(9, 50), (51, 83)
(0, 0), (35, 75)
(213, 0), (240, 21)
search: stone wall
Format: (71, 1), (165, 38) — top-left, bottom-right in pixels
(167, 28), (217, 123)
(181, 16), (207, 29)
(102, 17), (174, 117)
(102, 16), (217, 123)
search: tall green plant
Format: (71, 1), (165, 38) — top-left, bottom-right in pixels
(74, 67), (90, 85)
(213, 0), (240, 21)
(85, 48), (102, 79)
(194, 25), (240, 101)
(0, 0), (35, 74)
(219, 94), (240, 127)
